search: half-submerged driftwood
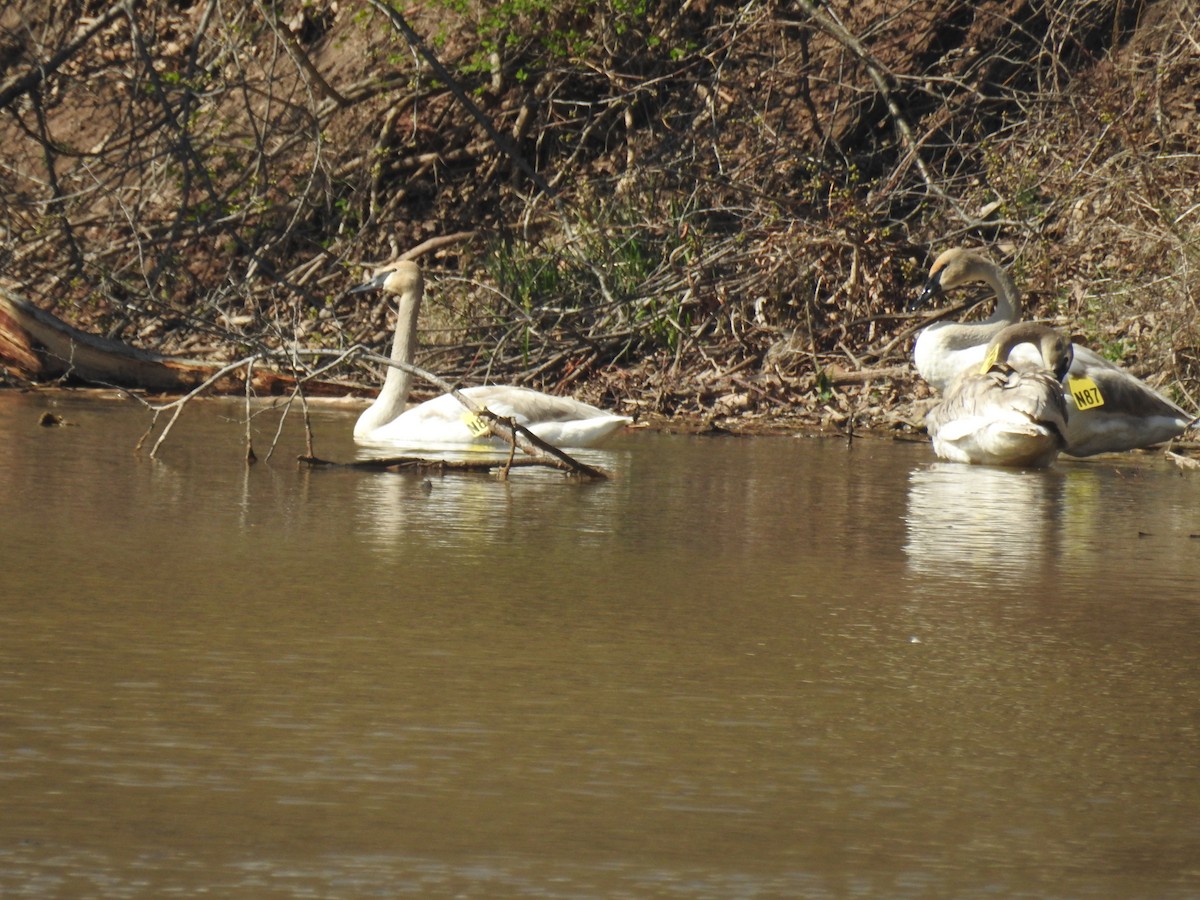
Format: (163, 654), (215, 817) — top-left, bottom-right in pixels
(0, 287), (351, 396)
(298, 454), (597, 478)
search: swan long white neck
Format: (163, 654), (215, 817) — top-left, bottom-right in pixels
(354, 277), (422, 438)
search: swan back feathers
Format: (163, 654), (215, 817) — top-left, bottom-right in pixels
(925, 322), (1071, 467)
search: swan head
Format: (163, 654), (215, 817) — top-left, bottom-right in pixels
(1044, 332), (1073, 381)
(350, 260), (423, 297)
(989, 322), (1074, 381)
(911, 247), (996, 310)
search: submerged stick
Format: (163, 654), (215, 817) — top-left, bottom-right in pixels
(244, 357), (258, 465)
(297, 454), (575, 476)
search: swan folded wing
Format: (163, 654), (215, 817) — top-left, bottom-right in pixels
(1077, 358), (1190, 421)
(470, 386), (632, 447)
(365, 386), (630, 449)
(1062, 375), (1193, 456)
(927, 367), (1068, 466)
(469, 385), (614, 421)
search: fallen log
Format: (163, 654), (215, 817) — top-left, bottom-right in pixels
(0, 287), (355, 396)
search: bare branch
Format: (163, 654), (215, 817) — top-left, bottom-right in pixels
(0, 2), (130, 111)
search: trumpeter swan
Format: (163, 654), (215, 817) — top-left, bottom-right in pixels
(913, 247), (1196, 456)
(911, 248), (1022, 390)
(926, 322), (1072, 468)
(350, 262), (631, 449)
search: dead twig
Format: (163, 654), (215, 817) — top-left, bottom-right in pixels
(134, 355), (264, 458)
(0, 2), (130, 111)
(793, 0), (962, 217)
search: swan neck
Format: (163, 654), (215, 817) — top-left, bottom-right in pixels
(357, 286), (421, 435)
(978, 263), (1021, 325)
(934, 261), (1023, 349)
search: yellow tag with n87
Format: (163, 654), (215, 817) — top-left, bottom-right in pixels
(1068, 375), (1105, 410)
(461, 412), (491, 437)
(978, 344), (1000, 374)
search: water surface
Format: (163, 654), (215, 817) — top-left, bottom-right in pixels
(2, 391), (1199, 897)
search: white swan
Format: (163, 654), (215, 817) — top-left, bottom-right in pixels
(913, 247), (1196, 456)
(912, 248), (1022, 390)
(350, 262), (631, 449)
(926, 322), (1072, 468)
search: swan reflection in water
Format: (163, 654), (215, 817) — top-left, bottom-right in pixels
(342, 448), (633, 556)
(903, 462), (1067, 585)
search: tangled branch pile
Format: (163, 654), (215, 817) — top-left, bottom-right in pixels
(2, 0), (1198, 433)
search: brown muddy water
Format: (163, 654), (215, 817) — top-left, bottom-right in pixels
(2, 390), (1199, 898)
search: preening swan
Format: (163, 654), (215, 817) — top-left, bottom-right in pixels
(911, 248), (1022, 390)
(926, 322), (1072, 468)
(913, 247), (1196, 456)
(350, 262), (631, 449)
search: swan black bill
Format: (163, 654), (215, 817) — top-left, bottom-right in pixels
(349, 271), (393, 294)
(1055, 344), (1075, 382)
(910, 276), (943, 311)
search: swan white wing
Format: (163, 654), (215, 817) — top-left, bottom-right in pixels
(464, 386), (632, 448)
(466, 385), (611, 420)
(1061, 371), (1193, 456)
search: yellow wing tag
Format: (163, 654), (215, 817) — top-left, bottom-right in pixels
(461, 412), (491, 437)
(1068, 375), (1105, 410)
(978, 344), (1000, 374)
